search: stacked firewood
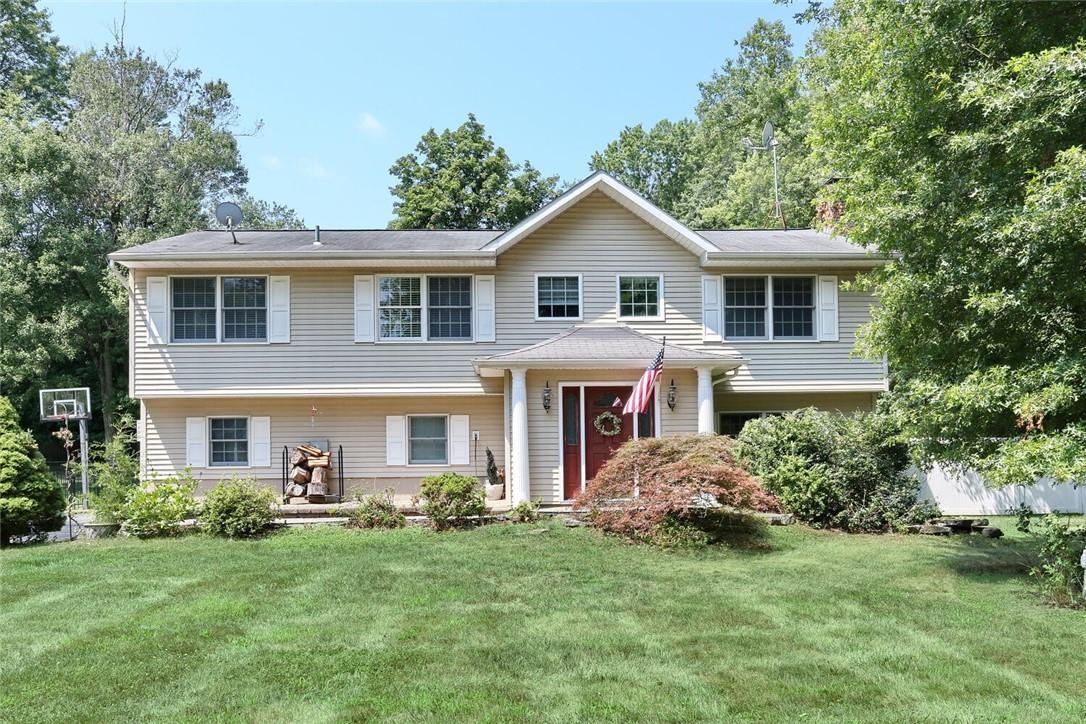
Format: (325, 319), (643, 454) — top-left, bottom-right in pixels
(286, 444), (332, 502)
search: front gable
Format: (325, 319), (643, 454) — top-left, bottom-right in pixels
(483, 172), (715, 261)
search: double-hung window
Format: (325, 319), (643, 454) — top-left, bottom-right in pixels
(536, 275), (581, 320)
(171, 277), (217, 343)
(222, 277), (267, 342)
(722, 276), (816, 340)
(617, 274), (663, 319)
(209, 417), (248, 466)
(772, 277), (815, 339)
(723, 277), (767, 339)
(427, 276), (472, 340)
(408, 415), (448, 464)
(379, 276), (423, 340)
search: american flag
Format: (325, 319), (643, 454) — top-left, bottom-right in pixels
(623, 339), (665, 415)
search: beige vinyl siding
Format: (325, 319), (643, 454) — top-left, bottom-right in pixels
(131, 192), (884, 398)
(144, 396), (503, 495)
(524, 368), (698, 502)
(715, 391), (877, 414)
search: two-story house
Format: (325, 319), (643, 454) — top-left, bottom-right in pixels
(109, 172), (888, 506)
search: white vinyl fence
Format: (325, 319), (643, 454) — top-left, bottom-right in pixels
(915, 464), (1086, 515)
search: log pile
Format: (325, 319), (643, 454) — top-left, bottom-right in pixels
(285, 444), (333, 503)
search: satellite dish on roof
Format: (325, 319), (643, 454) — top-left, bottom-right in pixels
(762, 121), (775, 149)
(215, 201), (243, 244)
(215, 201), (243, 229)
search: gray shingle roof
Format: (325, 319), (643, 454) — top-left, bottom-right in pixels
(477, 325), (743, 365)
(110, 226), (869, 261)
(697, 229), (867, 255)
(110, 229), (502, 259)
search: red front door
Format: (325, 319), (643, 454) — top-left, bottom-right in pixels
(562, 387), (582, 500)
(584, 386), (639, 483)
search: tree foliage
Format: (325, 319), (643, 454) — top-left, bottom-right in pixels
(590, 19), (818, 228)
(0, 9), (302, 436)
(808, 0), (1086, 485)
(0, 0), (66, 117)
(0, 396), (65, 545)
(389, 113), (561, 229)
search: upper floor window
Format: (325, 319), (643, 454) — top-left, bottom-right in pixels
(772, 277), (815, 339)
(722, 275), (816, 340)
(379, 276), (423, 340)
(209, 417), (248, 466)
(617, 274), (663, 319)
(723, 277), (767, 339)
(428, 276), (472, 340)
(171, 277), (217, 342)
(222, 277), (267, 342)
(536, 275), (581, 320)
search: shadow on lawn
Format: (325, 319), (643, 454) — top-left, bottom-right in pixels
(936, 534), (1037, 580)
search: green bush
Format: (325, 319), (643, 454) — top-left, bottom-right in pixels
(737, 408), (938, 532)
(0, 397), (65, 545)
(87, 415), (140, 524)
(509, 500), (540, 523)
(120, 471), (198, 538)
(417, 472), (485, 531)
(199, 476), (277, 538)
(1017, 512), (1085, 608)
(344, 490), (406, 530)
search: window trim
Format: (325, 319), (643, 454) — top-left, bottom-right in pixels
(207, 415), (251, 468)
(167, 275), (270, 346)
(615, 273), (665, 322)
(221, 276), (269, 343)
(374, 274), (479, 344)
(406, 413), (450, 466)
(534, 273), (584, 322)
(721, 274), (819, 342)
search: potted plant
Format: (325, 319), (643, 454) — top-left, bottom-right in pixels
(484, 447), (505, 500)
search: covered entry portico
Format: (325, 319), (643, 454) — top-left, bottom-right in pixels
(474, 326), (743, 505)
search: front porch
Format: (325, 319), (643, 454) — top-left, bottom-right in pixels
(474, 325), (744, 505)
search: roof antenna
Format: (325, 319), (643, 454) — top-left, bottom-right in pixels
(215, 202), (243, 244)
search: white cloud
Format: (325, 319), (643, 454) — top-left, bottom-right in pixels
(262, 154), (283, 170)
(357, 111), (385, 137)
(300, 158), (331, 179)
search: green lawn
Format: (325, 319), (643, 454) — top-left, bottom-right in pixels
(2, 519), (1084, 723)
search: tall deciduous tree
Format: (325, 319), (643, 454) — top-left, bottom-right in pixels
(0, 0), (66, 117)
(589, 119), (700, 217)
(388, 114), (561, 229)
(808, 0), (1086, 485)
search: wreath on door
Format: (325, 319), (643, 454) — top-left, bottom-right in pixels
(593, 410), (623, 437)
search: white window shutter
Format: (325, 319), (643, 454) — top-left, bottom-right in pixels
(701, 276), (722, 342)
(475, 275), (495, 342)
(268, 276), (290, 343)
(354, 275), (375, 342)
(147, 276), (168, 345)
(386, 415), (406, 466)
(449, 415), (470, 465)
(251, 416), (271, 467)
(818, 275), (839, 341)
(185, 417), (206, 467)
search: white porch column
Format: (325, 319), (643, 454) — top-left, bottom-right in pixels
(510, 367), (530, 504)
(697, 366), (715, 435)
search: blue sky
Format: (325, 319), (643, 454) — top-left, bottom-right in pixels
(44, 1), (811, 228)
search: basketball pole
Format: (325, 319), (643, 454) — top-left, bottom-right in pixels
(78, 417), (89, 503)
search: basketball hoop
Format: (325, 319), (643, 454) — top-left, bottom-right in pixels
(39, 387), (92, 503)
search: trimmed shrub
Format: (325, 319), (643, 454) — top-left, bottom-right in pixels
(199, 477), (278, 538)
(737, 408), (938, 532)
(509, 500), (540, 523)
(344, 490), (407, 530)
(0, 397), (65, 545)
(417, 472), (485, 531)
(121, 471), (198, 538)
(87, 415), (140, 524)
(573, 434), (778, 546)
